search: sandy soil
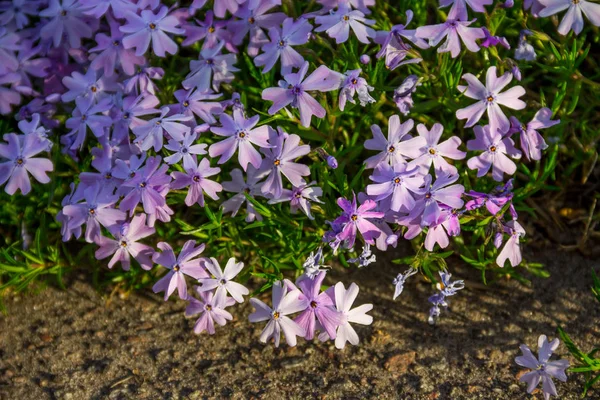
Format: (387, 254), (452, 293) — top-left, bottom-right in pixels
(0, 244), (599, 400)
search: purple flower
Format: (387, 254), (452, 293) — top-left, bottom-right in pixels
(164, 131), (207, 170)
(121, 6), (184, 57)
(415, 17), (485, 58)
(170, 157), (222, 207)
(39, 0), (93, 48)
(525, 0), (546, 16)
(209, 109), (272, 171)
(262, 61), (343, 128)
(407, 173), (465, 228)
(186, 287), (234, 334)
(0, 72), (21, 115)
(62, 182), (126, 243)
(152, 240), (209, 301)
(221, 166), (265, 222)
(496, 220), (525, 267)
(480, 27), (510, 49)
(183, 41), (240, 92)
(467, 124), (521, 181)
(229, 0), (286, 57)
(95, 215), (155, 270)
(249, 281), (306, 347)
(197, 257), (249, 303)
(58, 183), (84, 241)
(133, 106), (193, 152)
(327, 155), (338, 169)
(182, 10), (232, 51)
(424, 208), (461, 251)
(259, 128), (310, 199)
(61, 69), (115, 111)
(406, 123), (466, 176)
(393, 267), (418, 300)
(0, 133), (53, 195)
(172, 88), (223, 124)
(538, 0), (600, 35)
(119, 156), (172, 216)
(359, 54), (370, 64)
(348, 243), (376, 267)
(515, 335), (569, 399)
(427, 270), (464, 324)
(13, 41), (51, 91)
(456, 66), (526, 133)
(80, 0), (137, 19)
(466, 179), (517, 218)
(65, 97), (113, 150)
(269, 181), (323, 220)
(515, 33), (537, 61)
(366, 163), (424, 212)
(289, 272), (341, 340)
(317, 0), (375, 14)
(440, 0), (493, 20)
(338, 69), (375, 111)
(254, 17), (312, 74)
(334, 194), (384, 249)
(124, 65), (164, 95)
(79, 145), (121, 189)
(89, 17), (145, 77)
(213, 0), (242, 18)
(111, 94), (160, 142)
(363, 115), (418, 168)
(16, 113), (53, 151)
(0, 27), (21, 75)
(393, 75), (420, 115)
(302, 247), (329, 279)
(0, 0), (38, 29)
(374, 10), (429, 68)
(315, 3), (375, 44)
(508, 108), (559, 161)
(318, 282), (373, 349)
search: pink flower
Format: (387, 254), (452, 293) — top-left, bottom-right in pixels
(508, 108), (559, 161)
(496, 220), (525, 267)
(415, 17), (485, 59)
(170, 157), (222, 207)
(186, 287), (234, 334)
(334, 194), (385, 249)
(363, 115), (421, 168)
(406, 123), (467, 176)
(197, 257), (249, 303)
(467, 124), (522, 181)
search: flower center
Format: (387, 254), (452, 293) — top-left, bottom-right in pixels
(429, 148), (436, 155)
(425, 192), (432, 199)
(291, 86), (302, 95)
(120, 241), (127, 247)
(343, 15), (349, 21)
(182, 148), (188, 154)
(310, 301), (318, 308)
(81, 115), (87, 121)
(113, 40), (119, 46)
(60, 10), (67, 16)
(272, 311), (280, 320)
(238, 131), (246, 139)
(244, 188), (250, 194)
(16, 157), (24, 165)
(123, 112), (130, 119)
(183, 101), (189, 107)
(278, 40), (285, 47)
(486, 95), (494, 103)
(351, 214), (358, 221)
(388, 146), (395, 153)
(105, 173), (112, 179)
(294, 192), (302, 198)
(351, 78), (358, 85)
(208, 26), (215, 33)
(148, 23), (156, 30)
(155, 120), (161, 126)
(89, 208), (96, 215)
(129, 171), (136, 178)
(90, 86), (97, 93)
(193, 175), (200, 182)
(394, 177), (401, 184)
(173, 265), (180, 272)
(489, 146), (497, 152)
(206, 304), (212, 311)
(248, 17), (255, 24)
(273, 159), (281, 166)
(572, 0), (579, 3)
(140, 181), (147, 188)
(206, 58), (214, 65)
(219, 278), (226, 285)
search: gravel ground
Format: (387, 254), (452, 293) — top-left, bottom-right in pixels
(0, 245), (599, 400)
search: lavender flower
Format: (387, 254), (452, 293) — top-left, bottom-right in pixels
(467, 124), (522, 181)
(406, 123), (466, 176)
(456, 66), (526, 134)
(496, 220), (525, 267)
(254, 17), (312, 74)
(164, 131), (207, 170)
(248, 281), (306, 347)
(538, 0), (600, 35)
(406, 173), (465, 228)
(65, 97), (113, 150)
(133, 106), (193, 152)
(186, 287), (234, 334)
(334, 194), (384, 249)
(170, 157), (222, 207)
(111, 94), (159, 142)
(182, 10), (232, 51)
(290, 272), (341, 340)
(338, 69), (375, 111)
(393, 75), (420, 115)
(0, 133), (53, 195)
(221, 166), (265, 222)
(228, 0), (286, 57)
(375, 11), (429, 59)
(315, 3), (376, 44)
(366, 163), (425, 212)
(124, 65), (164, 95)
(0, 0), (38, 29)
(364, 115), (417, 168)
(428, 271), (465, 324)
(480, 27), (510, 49)
(508, 108), (559, 161)
(209, 109), (272, 171)
(515, 335), (569, 399)
(80, 0), (137, 18)
(120, 6), (185, 57)
(39, 0), (93, 48)
(440, 0), (493, 20)
(183, 41), (239, 93)
(393, 267), (418, 300)
(515, 30), (537, 61)
(359, 54), (370, 64)
(152, 241), (209, 301)
(348, 243), (377, 267)
(119, 156), (172, 216)
(415, 17), (485, 58)
(213, 0), (241, 18)
(259, 128), (311, 199)
(0, 72), (21, 115)
(197, 257), (249, 303)
(262, 61), (343, 128)
(172, 88), (223, 124)
(61, 69), (114, 111)
(95, 215), (155, 270)
(268, 181), (323, 220)
(302, 247), (330, 279)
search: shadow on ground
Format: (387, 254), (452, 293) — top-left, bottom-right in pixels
(0, 244), (598, 399)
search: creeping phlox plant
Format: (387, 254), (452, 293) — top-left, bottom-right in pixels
(0, 0), (599, 394)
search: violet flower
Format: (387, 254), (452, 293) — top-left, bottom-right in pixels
(406, 123), (466, 176)
(152, 240), (209, 301)
(94, 215), (155, 270)
(0, 72), (21, 115)
(440, 0), (493, 20)
(254, 17), (312, 74)
(209, 108), (272, 171)
(538, 0), (600, 35)
(186, 287), (234, 334)
(228, 0), (286, 57)
(366, 163), (425, 213)
(0, 28), (20, 75)
(57, 183), (84, 241)
(515, 334), (569, 400)
(197, 257), (249, 303)
(62, 182), (125, 243)
(124, 65), (164, 95)
(268, 181), (323, 220)
(302, 247), (330, 279)
(221, 166), (265, 222)
(61, 69), (115, 111)
(348, 243), (376, 267)
(456, 66), (526, 133)
(363, 115), (418, 168)
(248, 281), (306, 347)
(182, 10), (231, 50)
(119, 156), (172, 216)
(132, 106), (193, 152)
(39, 0), (93, 49)
(480, 27), (510, 49)
(290, 272), (341, 340)
(496, 220), (525, 267)
(467, 124), (521, 181)
(319, 282), (373, 349)
(317, 0), (375, 14)
(121, 6), (185, 57)
(80, 0), (137, 19)
(393, 267), (418, 300)
(424, 208), (461, 251)
(262, 61), (344, 128)
(375, 10), (429, 59)
(259, 128), (311, 199)
(315, 3), (376, 44)
(183, 41), (240, 92)
(79, 145), (121, 190)
(393, 75), (420, 115)
(111, 94), (160, 142)
(0, 0), (38, 29)
(508, 108), (559, 161)
(466, 179), (517, 218)
(164, 131), (207, 170)
(333, 194), (384, 249)
(172, 88), (223, 124)
(65, 97), (113, 150)
(0, 133), (53, 195)
(338, 69), (375, 111)
(427, 270), (464, 324)
(415, 17), (485, 58)
(213, 0), (241, 18)
(170, 157), (222, 207)
(407, 173), (465, 228)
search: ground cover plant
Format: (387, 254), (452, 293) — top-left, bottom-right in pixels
(0, 0), (599, 397)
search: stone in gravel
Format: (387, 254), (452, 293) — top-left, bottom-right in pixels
(384, 351), (416, 373)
